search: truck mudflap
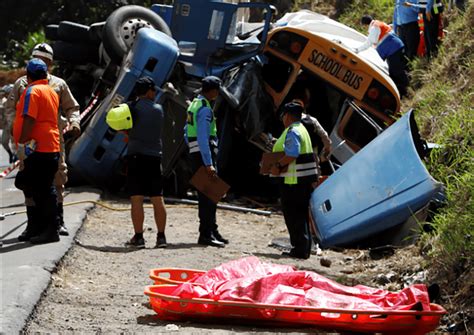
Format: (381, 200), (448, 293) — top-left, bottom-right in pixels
(310, 110), (443, 248)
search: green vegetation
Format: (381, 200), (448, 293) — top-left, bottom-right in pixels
(11, 31), (47, 67)
(409, 6), (473, 277)
(339, 0), (473, 311)
(338, 0), (394, 31)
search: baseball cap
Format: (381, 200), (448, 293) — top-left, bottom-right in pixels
(201, 76), (222, 91)
(136, 76), (156, 90)
(280, 101), (304, 120)
(31, 43), (54, 62)
(26, 58), (48, 75)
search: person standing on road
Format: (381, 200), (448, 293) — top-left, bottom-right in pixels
(394, 0), (420, 60)
(13, 58), (60, 244)
(270, 102), (318, 260)
(6, 43), (81, 240)
(185, 76), (228, 248)
(356, 15), (409, 97)
(124, 76), (167, 249)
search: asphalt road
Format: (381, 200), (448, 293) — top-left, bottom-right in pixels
(0, 130), (101, 333)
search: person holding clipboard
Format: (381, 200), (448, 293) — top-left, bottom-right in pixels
(185, 76), (229, 248)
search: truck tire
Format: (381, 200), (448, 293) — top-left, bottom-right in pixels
(89, 22), (105, 44)
(103, 5), (171, 63)
(45, 24), (59, 41)
(52, 41), (99, 65)
(58, 21), (91, 43)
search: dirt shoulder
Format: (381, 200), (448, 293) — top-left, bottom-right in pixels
(24, 198), (444, 334)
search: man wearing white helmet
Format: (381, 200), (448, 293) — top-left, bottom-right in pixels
(6, 43), (81, 240)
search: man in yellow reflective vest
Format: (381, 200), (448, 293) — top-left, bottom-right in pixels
(271, 102), (318, 259)
(185, 76), (228, 248)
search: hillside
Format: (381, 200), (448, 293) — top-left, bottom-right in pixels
(336, 1), (473, 331)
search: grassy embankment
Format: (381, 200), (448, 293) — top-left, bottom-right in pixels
(338, 0), (473, 327)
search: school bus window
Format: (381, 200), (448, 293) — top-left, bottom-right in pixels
(268, 31), (309, 60)
(342, 111), (378, 148)
(262, 52), (294, 93)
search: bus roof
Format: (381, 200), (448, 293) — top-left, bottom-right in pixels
(272, 10), (399, 101)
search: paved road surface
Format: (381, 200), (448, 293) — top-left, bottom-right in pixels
(0, 130), (101, 333)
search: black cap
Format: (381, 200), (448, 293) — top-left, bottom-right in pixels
(135, 76), (156, 95)
(280, 101), (304, 120)
(201, 76), (222, 91)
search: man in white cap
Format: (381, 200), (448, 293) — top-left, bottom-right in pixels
(6, 43), (81, 240)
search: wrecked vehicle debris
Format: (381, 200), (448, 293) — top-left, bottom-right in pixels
(55, 3), (401, 191)
(44, 1), (442, 247)
(310, 110), (443, 248)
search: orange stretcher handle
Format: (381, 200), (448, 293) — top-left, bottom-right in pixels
(149, 268), (206, 285)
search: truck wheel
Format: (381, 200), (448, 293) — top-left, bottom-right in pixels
(58, 21), (91, 43)
(89, 22), (105, 44)
(45, 24), (59, 41)
(52, 41), (99, 65)
(103, 5), (171, 63)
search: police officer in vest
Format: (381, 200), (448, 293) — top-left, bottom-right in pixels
(185, 76), (228, 248)
(271, 102), (318, 259)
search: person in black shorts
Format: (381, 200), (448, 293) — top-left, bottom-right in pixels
(125, 76), (167, 248)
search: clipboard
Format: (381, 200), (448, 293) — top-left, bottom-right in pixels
(259, 152), (288, 175)
(189, 166), (230, 204)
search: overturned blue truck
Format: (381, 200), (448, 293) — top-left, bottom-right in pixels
(47, 0), (443, 248)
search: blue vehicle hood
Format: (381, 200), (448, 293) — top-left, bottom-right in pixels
(310, 110), (442, 247)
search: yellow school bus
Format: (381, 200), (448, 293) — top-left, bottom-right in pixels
(260, 11), (401, 163)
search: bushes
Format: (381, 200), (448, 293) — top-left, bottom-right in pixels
(407, 5), (473, 279)
(338, 0), (394, 31)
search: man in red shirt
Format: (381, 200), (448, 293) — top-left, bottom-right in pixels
(13, 58), (61, 244)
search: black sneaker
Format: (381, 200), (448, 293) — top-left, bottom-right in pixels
(58, 225), (69, 236)
(155, 235), (167, 248)
(125, 236), (145, 249)
(213, 230), (229, 244)
(198, 234), (225, 248)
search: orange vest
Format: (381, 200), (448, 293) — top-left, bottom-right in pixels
(372, 20), (392, 44)
(13, 79), (60, 153)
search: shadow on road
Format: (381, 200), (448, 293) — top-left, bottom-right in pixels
(0, 239), (37, 253)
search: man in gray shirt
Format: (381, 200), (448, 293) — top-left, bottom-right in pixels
(125, 76), (167, 249)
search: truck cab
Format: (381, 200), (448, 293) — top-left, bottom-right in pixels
(153, 0), (273, 78)
(68, 28), (179, 189)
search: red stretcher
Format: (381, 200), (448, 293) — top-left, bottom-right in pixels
(145, 268), (446, 335)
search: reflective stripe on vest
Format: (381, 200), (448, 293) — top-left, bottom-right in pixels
(187, 138), (218, 154)
(272, 122), (317, 185)
(372, 20), (392, 45)
(186, 97), (217, 154)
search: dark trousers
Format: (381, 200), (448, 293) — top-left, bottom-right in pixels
(387, 48), (409, 97)
(423, 12), (440, 59)
(398, 21), (420, 60)
(190, 152), (218, 237)
(16, 152), (59, 232)
(280, 183), (313, 257)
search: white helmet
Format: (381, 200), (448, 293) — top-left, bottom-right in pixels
(31, 43), (54, 62)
